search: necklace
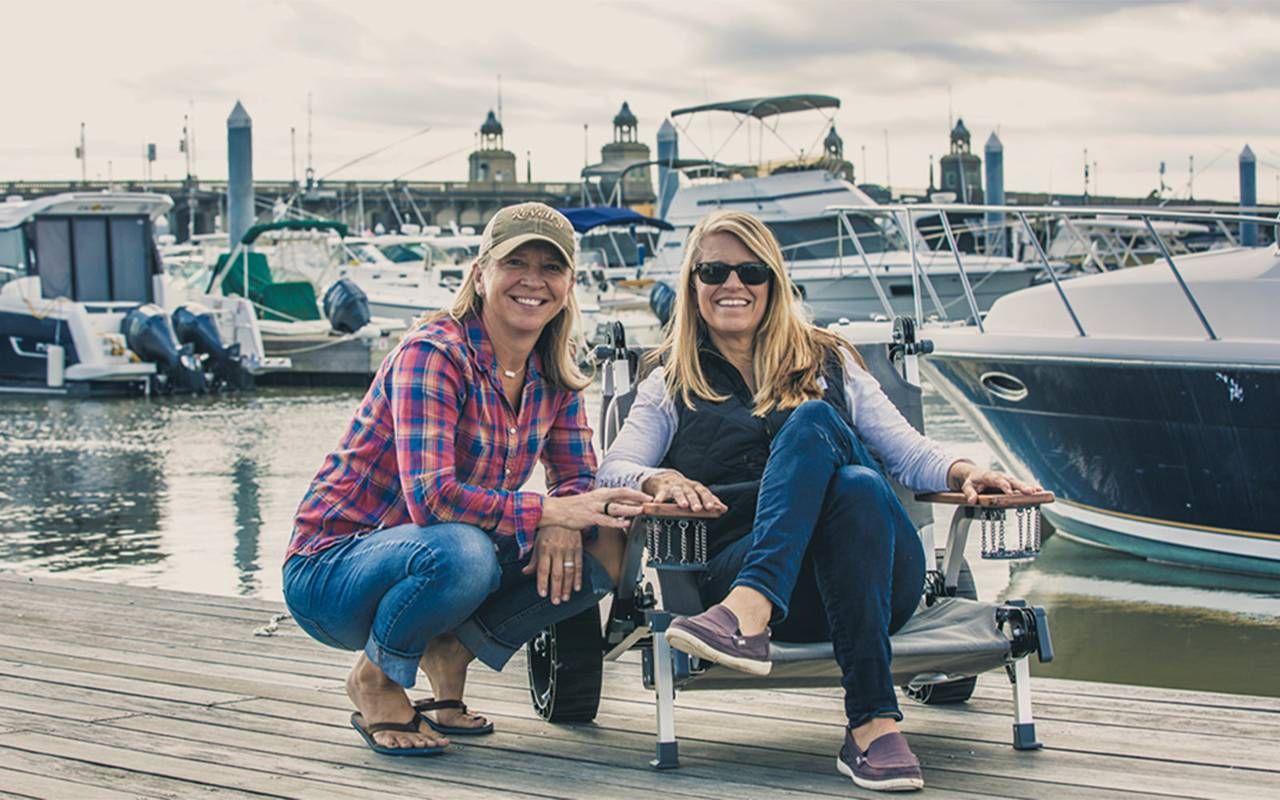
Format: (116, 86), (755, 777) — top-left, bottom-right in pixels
(497, 360), (524, 379)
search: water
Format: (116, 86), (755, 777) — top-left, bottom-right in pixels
(3, 383), (1279, 697)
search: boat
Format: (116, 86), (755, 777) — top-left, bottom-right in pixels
(559, 206), (671, 347)
(644, 95), (1043, 323)
(337, 233), (458, 323)
(0, 192), (286, 396)
(913, 203), (1280, 577)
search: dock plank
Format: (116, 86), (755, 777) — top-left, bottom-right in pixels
(1, 573), (1277, 799)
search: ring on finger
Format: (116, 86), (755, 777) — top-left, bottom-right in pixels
(603, 501), (612, 516)
(562, 560), (576, 568)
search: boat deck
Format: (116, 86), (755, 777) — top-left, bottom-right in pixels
(1, 573), (1277, 799)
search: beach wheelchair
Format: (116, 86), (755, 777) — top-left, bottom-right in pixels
(525, 319), (1055, 769)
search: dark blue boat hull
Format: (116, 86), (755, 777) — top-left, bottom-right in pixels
(924, 355), (1280, 576)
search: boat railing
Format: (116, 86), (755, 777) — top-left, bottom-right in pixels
(827, 203), (1280, 338)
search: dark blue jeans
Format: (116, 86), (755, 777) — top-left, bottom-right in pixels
(700, 400), (926, 728)
(283, 522), (613, 688)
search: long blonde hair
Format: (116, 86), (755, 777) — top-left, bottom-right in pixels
(424, 246), (590, 391)
(653, 209), (862, 415)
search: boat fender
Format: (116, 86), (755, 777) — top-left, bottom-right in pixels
(323, 278), (371, 334)
(122, 304), (208, 394)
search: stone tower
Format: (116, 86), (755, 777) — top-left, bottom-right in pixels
(939, 118), (983, 202)
(581, 101), (655, 206)
(468, 110), (517, 183)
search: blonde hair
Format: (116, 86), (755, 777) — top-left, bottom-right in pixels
(653, 209), (863, 415)
(423, 244), (590, 391)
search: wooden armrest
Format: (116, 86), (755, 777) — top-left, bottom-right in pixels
(916, 490), (1055, 508)
(639, 502), (724, 519)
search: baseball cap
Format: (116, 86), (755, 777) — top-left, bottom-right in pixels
(479, 202), (576, 268)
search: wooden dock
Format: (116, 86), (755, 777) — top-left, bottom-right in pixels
(0, 573), (1277, 799)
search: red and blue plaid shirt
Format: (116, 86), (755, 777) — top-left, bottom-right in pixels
(288, 314), (596, 560)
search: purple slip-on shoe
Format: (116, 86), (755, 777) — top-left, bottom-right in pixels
(837, 729), (924, 792)
(664, 604), (772, 676)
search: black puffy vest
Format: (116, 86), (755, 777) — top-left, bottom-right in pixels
(661, 343), (852, 556)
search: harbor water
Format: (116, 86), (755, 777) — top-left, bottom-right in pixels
(2, 381), (1279, 697)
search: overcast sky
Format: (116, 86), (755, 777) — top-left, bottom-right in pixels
(5, 0), (1278, 202)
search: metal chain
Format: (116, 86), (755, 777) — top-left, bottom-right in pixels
(664, 519), (674, 560)
(679, 519), (689, 563)
(1034, 509), (1042, 551)
(647, 517), (658, 560)
(981, 516), (990, 557)
(999, 514), (1006, 553)
(695, 520), (707, 564)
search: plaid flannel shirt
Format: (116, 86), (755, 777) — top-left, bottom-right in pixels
(287, 314), (595, 560)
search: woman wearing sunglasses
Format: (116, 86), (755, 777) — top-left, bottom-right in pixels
(597, 209), (1036, 792)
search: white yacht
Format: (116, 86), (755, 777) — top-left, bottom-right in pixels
(913, 204), (1280, 577)
(646, 96), (1042, 323)
(0, 192), (285, 395)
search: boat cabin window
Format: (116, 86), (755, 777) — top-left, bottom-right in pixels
(34, 215), (154, 303)
(770, 216), (896, 262)
(0, 228), (27, 284)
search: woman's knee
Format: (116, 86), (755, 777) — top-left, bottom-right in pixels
(405, 523), (502, 598)
(830, 465), (893, 506)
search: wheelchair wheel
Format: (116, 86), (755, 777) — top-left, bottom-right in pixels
(905, 558), (978, 706)
(526, 605), (604, 722)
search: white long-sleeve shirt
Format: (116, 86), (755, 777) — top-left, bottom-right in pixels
(596, 352), (956, 493)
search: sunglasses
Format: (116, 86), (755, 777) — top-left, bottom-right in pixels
(692, 261), (773, 286)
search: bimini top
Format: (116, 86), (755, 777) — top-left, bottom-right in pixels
(240, 219), (348, 245)
(671, 94), (840, 119)
(556, 207), (674, 233)
(0, 192), (173, 230)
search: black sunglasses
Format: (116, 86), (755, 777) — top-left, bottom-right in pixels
(692, 261), (773, 286)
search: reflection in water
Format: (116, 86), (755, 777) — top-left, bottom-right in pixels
(231, 457), (262, 596)
(0, 381), (1278, 698)
(1005, 534), (1280, 695)
(0, 398), (167, 572)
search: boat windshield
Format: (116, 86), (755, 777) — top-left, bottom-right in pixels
(0, 228), (26, 280)
(579, 229), (662, 267)
(772, 215), (904, 262)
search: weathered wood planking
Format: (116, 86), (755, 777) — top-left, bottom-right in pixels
(1, 573), (1277, 799)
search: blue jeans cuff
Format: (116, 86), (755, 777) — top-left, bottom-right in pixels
(848, 707), (904, 729)
(364, 637), (421, 689)
(452, 617), (519, 671)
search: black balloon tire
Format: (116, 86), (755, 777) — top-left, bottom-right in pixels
(904, 558), (979, 706)
(527, 605), (605, 722)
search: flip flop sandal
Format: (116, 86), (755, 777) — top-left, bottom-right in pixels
(350, 711), (447, 756)
(412, 697), (496, 736)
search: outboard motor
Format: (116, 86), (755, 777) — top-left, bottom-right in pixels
(649, 281), (676, 328)
(122, 304), (207, 394)
(323, 278), (371, 334)
(172, 303), (253, 391)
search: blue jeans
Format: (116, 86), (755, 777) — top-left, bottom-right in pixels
(700, 400), (926, 728)
(283, 522), (613, 688)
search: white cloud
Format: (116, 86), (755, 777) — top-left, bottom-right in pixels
(1, 0), (1276, 200)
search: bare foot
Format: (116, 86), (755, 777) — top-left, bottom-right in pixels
(418, 634), (489, 731)
(720, 586), (773, 637)
(345, 653), (448, 749)
(851, 716), (901, 752)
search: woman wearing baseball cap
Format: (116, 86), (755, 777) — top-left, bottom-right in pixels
(284, 202), (650, 756)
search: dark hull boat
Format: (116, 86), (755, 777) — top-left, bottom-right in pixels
(922, 240), (1280, 577)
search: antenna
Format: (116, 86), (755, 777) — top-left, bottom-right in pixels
(306, 92), (314, 186)
(1083, 148), (1090, 197)
(883, 129), (891, 193)
(291, 126), (298, 185)
(497, 74), (503, 123)
(583, 123), (589, 168)
(1188, 154), (1195, 200)
(947, 83), (953, 132)
(188, 99), (197, 177)
(76, 122), (86, 184)
(860, 144), (867, 185)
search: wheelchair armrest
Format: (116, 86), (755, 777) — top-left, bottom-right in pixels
(916, 490), (1055, 508)
(639, 503), (725, 519)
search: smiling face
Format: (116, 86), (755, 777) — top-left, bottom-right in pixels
(476, 240), (572, 339)
(693, 231), (770, 341)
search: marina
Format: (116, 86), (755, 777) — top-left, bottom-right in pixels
(3, 3), (1280, 795)
(1, 573), (1278, 799)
